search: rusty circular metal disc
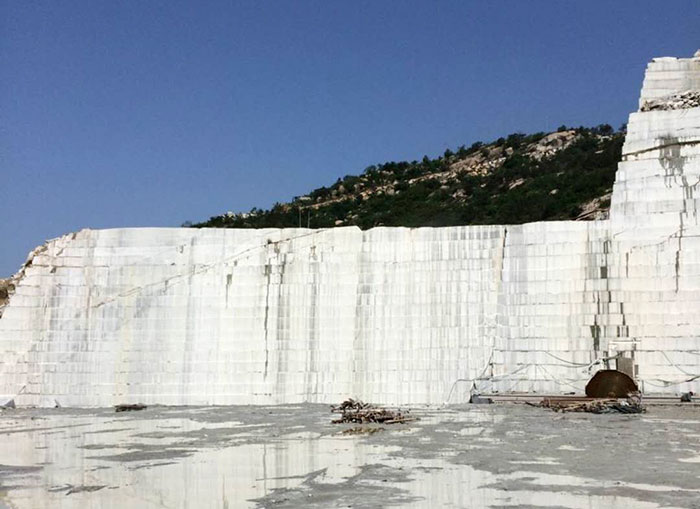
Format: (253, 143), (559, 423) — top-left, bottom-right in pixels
(585, 369), (639, 398)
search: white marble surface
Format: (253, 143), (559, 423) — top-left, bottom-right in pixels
(1, 54), (700, 406)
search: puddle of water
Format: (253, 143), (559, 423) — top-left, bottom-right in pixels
(500, 470), (700, 500)
(0, 411), (395, 508)
(1, 406), (699, 508)
(369, 458), (686, 509)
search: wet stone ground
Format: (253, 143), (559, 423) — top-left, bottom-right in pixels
(0, 403), (699, 508)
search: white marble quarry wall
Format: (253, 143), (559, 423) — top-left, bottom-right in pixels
(637, 56), (700, 108)
(1, 53), (700, 406)
(0, 223), (625, 406)
(0, 226), (510, 406)
(488, 221), (615, 395)
(607, 55), (700, 396)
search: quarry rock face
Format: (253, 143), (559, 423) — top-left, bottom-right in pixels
(1, 53), (700, 407)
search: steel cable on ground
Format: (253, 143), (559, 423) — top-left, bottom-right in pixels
(443, 350), (621, 404)
(443, 359), (532, 405)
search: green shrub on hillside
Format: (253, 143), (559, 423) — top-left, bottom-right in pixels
(192, 126), (624, 229)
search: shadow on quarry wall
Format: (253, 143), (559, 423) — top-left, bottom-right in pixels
(659, 136), (685, 182)
(658, 135), (700, 293)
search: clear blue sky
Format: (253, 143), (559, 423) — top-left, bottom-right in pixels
(1, 1), (698, 276)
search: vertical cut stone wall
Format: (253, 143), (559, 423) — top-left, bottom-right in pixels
(608, 54), (700, 396)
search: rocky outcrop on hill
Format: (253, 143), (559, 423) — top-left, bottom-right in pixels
(0, 244), (47, 318)
(0, 279), (12, 310)
(641, 90), (700, 112)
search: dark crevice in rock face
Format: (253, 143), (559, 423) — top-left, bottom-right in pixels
(274, 240), (288, 397)
(263, 262), (272, 380)
(306, 245), (320, 396)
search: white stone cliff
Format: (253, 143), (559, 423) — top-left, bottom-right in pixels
(2, 52), (700, 407)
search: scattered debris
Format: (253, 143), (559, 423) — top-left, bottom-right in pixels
(115, 404), (147, 413)
(533, 394), (645, 414)
(681, 391), (695, 403)
(331, 399), (415, 424)
(585, 370), (638, 398)
(641, 90), (700, 112)
(469, 394), (493, 404)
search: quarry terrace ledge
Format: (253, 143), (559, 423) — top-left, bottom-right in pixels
(1, 52), (700, 407)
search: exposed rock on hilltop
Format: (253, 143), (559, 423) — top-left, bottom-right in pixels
(0, 279), (13, 309)
(641, 90), (700, 112)
(0, 243), (47, 317)
(195, 125), (624, 229)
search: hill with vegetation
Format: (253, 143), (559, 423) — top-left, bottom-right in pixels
(192, 124), (624, 230)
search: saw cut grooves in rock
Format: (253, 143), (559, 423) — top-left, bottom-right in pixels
(1, 52), (700, 407)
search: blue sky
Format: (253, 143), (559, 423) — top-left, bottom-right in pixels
(1, 1), (698, 276)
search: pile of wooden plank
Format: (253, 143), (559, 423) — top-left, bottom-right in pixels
(534, 395), (645, 414)
(331, 398), (415, 424)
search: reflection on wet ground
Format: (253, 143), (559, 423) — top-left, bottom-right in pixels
(1, 404), (699, 508)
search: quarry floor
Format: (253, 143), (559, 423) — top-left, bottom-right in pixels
(0, 403), (699, 508)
